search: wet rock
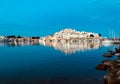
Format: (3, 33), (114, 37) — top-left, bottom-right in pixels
(103, 53), (114, 58)
(103, 60), (115, 66)
(107, 49), (114, 53)
(115, 48), (120, 53)
(96, 64), (110, 71)
(96, 47), (120, 84)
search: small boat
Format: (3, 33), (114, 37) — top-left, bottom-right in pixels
(115, 53), (120, 56)
(113, 41), (120, 44)
(102, 39), (113, 44)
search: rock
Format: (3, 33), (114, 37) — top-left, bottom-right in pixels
(96, 64), (110, 71)
(103, 53), (114, 58)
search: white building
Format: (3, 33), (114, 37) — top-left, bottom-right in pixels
(53, 28), (101, 39)
(0, 36), (4, 41)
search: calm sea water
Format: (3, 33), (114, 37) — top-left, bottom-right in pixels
(0, 44), (119, 84)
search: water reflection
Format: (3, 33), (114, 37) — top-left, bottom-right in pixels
(42, 41), (102, 54)
(96, 46), (120, 84)
(0, 41), (40, 47)
(0, 41), (102, 54)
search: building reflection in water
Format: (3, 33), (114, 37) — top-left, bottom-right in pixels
(0, 40), (102, 54)
(43, 41), (102, 54)
(0, 41), (40, 47)
(96, 46), (120, 84)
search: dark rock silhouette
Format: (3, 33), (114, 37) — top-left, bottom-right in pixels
(96, 64), (110, 71)
(115, 48), (120, 53)
(96, 47), (120, 84)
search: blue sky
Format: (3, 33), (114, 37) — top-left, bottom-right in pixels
(0, 0), (120, 37)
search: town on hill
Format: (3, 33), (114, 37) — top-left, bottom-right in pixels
(44, 28), (103, 43)
(0, 28), (120, 46)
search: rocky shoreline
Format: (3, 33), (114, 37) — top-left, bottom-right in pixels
(96, 46), (120, 84)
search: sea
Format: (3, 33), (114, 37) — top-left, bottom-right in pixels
(0, 42), (119, 84)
